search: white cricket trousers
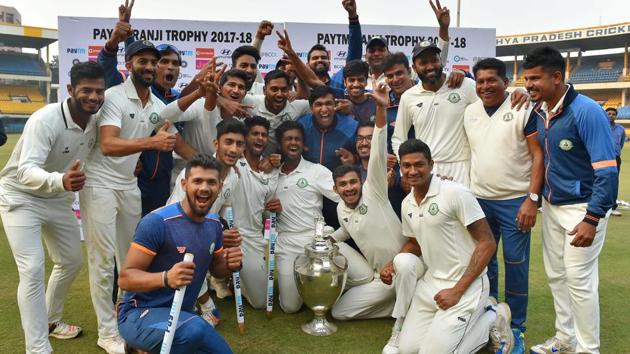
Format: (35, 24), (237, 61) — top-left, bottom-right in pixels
(332, 249), (426, 320)
(275, 233), (313, 313)
(80, 186), (141, 339)
(240, 235), (269, 309)
(433, 160), (470, 187)
(0, 193), (82, 354)
(542, 201), (609, 354)
(398, 274), (491, 354)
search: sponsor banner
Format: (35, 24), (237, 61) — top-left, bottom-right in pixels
(59, 17), (495, 99)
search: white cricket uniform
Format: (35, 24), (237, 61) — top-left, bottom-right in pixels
(230, 157), (279, 309)
(0, 100), (95, 354)
(80, 77), (185, 340)
(275, 158), (340, 313)
(397, 176), (492, 354)
(330, 125), (421, 320)
(392, 75), (478, 186)
(464, 94), (535, 200)
(248, 81), (264, 96)
(249, 96), (310, 152)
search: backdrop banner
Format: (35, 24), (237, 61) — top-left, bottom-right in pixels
(58, 16), (495, 99)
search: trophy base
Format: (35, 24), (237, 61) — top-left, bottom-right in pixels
(301, 317), (338, 336)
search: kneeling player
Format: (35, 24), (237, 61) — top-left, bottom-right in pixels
(392, 139), (513, 354)
(329, 83), (424, 326)
(117, 155), (241, 354)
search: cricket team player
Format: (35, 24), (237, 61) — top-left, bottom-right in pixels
(464, 57), (544, 353)
(523, 46), (618, 354)
(0, 62), (105, 354)
(393, 138), (513, 354)
(117, 154), (240, 354)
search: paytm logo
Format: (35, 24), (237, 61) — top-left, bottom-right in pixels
(66, 47), (86, 54)
(179, 50), (194, 56)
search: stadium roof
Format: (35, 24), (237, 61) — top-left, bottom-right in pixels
(496, 22), (630, 57)
(0, 23), (57, 49)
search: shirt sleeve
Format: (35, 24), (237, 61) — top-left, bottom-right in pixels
(15, 114), (65, 193)
(97, 47), (125, 89)
(97, 90), (125, 128)
(331, 222), (351, 243)
(437, 36), (449, 67)
(315, 165), (341, 203)
(448, 184), (486, 227)
(401, 200), (414, 238)
(619, 126), (626, 150)
(131, 213), (166, 256)
(346, 20), (362, 62)
(523, 107), (537, 137)
(574, 104), (618, 218)
(293, 100), (311, 118)
(365, 125), (388, 202)
(462, 78), (479, 104)
(392, 92), (411, 159)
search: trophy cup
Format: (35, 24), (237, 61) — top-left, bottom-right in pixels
(294, 216), (348, 336)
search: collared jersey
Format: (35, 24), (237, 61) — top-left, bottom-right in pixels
(333, 126), (405, 272)
(84, 78), (184, 190)
(231, 157), (279, 238)
(118, 202), (223, 317)
(401, 175), (485, 282)
(0, 99), (97, 199)
(249, 96), (310, 148)
(276, 158), (340, 236)
(392, 75), (478, 163)
(464, 94), (537, 200)
(167, 161), (239, 215)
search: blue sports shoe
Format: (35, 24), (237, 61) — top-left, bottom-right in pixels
(512, 328), (525, 354)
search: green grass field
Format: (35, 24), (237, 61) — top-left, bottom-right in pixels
(0, 133), (629, 354)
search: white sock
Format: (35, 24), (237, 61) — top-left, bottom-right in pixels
(199, 297), (217, 312)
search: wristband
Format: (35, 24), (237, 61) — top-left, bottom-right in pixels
(348, 15), (359, 22)
(162, 270), (170, 288)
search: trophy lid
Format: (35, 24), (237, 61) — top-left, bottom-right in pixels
(304, 218), (337, 256)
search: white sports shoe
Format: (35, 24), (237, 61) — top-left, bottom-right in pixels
(382, 326), (401, 354)
(611, 209), (622, 216)
(530, 337), (576, 354)
(489, 302), (514, 354)
(48, 321), (83, 339)
(97, 335), (126, 354)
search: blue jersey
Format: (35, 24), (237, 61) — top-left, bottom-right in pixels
(118, 203), (224, 316)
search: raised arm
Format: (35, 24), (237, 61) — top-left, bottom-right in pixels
(98, 0), (135, 88)
(251, 20), (274, 51)
(342, 0), (362, 62)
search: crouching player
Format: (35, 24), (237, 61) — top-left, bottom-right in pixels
(117, 154), (241, 353)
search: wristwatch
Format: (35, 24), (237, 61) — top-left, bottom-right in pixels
(528, 192), (539, 203)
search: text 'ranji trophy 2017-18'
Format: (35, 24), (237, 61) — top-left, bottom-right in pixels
(294, 216), (348, 336)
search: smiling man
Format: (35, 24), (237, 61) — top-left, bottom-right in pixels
(0, 62), (104, 354)
(464, 57), (544, 354)
(117, 154), (239, 354)
(523, 46), (617, 354)
(392, 138), (512, 354)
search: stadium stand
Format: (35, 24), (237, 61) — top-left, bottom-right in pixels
(618, 106), (630, 119)
(0, 52), (46, 76)
(569, 55), (623, 84)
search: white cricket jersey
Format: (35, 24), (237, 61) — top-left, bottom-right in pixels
(167, 160), (239, 215)
(249, 95), (310, 147)
(231, 157), (279, 238)
(0, 99), (97, 199)
(333, 126), (405, 272)
(178, 99), (220, 156)
(84, 78), (186, 190)
(464, 94), (536, 200)
(401, 175), (486, 282)
(248, 81), (264, 96)
(276, 158), (340, 237)
(392, 75), (478, 163)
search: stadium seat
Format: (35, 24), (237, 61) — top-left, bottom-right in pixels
(0, 101), (45, 115)
(618, 106), (630, 119)
(569, 55), (623, 84)
(0, 51), (47, 76)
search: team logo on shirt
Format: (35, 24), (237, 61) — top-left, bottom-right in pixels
(62, 146), (70, 154)
(149, 112), (160, 124)
(296, 177), (309, 188)
(559, 139), (573, 151)
(176, 246), (186, 254)
(447, 92), (461, 104)
(129, 113), (135, 119)
(428, 203), (439, 216)
(223, 188), (231, 199)
(358, 204), (368, 215)
(88, 137), (95, 149)
(415, 102), (423, 108)
(209, 242), (216, 254)
(502, 112), (514, 122)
